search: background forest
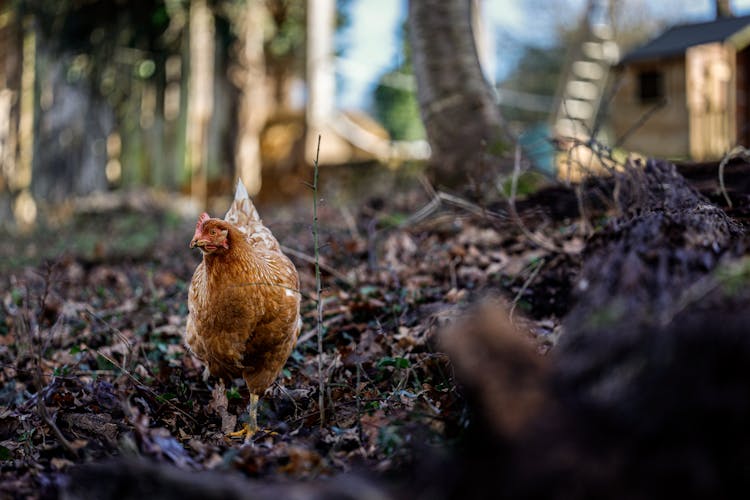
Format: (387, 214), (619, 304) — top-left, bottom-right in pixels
(0, 0), (714, 227)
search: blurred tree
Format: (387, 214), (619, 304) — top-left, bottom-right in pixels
(16, 0), (185, 199)
(306, 0), (335, 162)
(265, 0), (306, 110)
(187, 0), (215, 206)
(372, 22), (425, 141)
(408, 0), (509, 186)
(229, 0), (268, 195)
(0, 7), (20, 194)
(0, 0), (356, 219)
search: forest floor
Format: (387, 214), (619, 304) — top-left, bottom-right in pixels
(1, 161), (748, 498)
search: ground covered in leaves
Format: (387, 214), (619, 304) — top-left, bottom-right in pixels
(1, 163), (745, 498)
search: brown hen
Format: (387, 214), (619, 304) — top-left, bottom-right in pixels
(186, 180), (301, 439)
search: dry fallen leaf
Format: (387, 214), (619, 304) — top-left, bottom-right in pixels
(208, 381), (237, 434)
(50, 457), (75, 470)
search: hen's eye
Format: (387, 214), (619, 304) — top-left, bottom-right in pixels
(210, 229), (216, 236)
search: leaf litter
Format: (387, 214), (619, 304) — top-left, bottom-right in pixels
(0, 176), (628, 498)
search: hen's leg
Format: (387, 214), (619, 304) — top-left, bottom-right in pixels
(247, 393), (259, 432)
(227, 393), (259, 440)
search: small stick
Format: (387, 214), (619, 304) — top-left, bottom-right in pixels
(36, 391), (78, 455)
(26, 266), (79, 455)
(311, 135), (326, 428)
(84, 306), (132, 369)
(510, 258), (546, 322)
(717, 145), (749, 209)
(95, 349), (198, 425)
(504, 145), (560, 253)
(281, 245), (354, 287)
(356, 362), (364, 445)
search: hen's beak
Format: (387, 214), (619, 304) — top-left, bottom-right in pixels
(190, 238), (203, 249)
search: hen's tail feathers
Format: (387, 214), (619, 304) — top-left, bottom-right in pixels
(224, 179), (261, 231)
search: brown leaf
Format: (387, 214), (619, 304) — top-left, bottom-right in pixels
(277, 445), (324, 476)
(64, 413), (118, 445)
(50, 457), (74, 470)
(208, 381), (237, 434)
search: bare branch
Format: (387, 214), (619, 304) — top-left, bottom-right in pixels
(311, 135), (326, 429)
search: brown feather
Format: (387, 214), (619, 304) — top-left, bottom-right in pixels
(185, 188), (300, 397)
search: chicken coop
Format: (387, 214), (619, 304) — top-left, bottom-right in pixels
(610, 13), (750, 161)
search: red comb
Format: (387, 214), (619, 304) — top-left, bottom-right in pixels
(196, 212), (210, 228)
(192, 212), (211, 245)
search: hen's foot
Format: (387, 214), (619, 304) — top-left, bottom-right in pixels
(227, 422), (258, 441)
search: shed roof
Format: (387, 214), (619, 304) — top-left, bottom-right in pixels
(620, 14), (750, 64)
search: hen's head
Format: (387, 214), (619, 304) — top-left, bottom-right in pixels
(190, 212), (231, 255)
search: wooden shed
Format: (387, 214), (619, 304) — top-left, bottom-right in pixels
(610, 14), (750, 160)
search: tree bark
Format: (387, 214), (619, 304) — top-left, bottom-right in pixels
(231, 0), (268, 196)
(186, 0), (214, 207)
(408, 0), (508, 185)
(305, 0), (339, 164)
(0, 5), (21, 196)
(33, 50), (112, 203)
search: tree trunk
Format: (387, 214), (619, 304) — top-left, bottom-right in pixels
(32, 28), (112, 205)
(408, 0), (508, 185)
(305, 0), (339, 164)
(716, 0), (733, 18)
(186, 0), (214, 207)
(231, 0), (268, 196)
(0, 4), (20, 196)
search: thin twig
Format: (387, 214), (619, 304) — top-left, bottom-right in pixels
(614, 98), (666, 148)
(296, 312), (347, 345)
(509, 258), (546, 322)
(27, 267), (80, 455)
(417, 173), (437, 199)
(575, 181), (593, 236)
(281, 245), (354, 287)
(84, 306), (132, 369)
(437, 192), (506, 220)
(312, 135), (326, 428)
(403, 188), (506, 229)
(717, 145), (749, 208)
(95, 349), (198, 425)
(36, 390), (78, 455)
(356, 362), (364, 445)
(502, 145), (561, 253)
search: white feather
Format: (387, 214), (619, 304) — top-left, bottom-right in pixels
(234, 178), (249, 202)
(224, 178), (261, 228)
